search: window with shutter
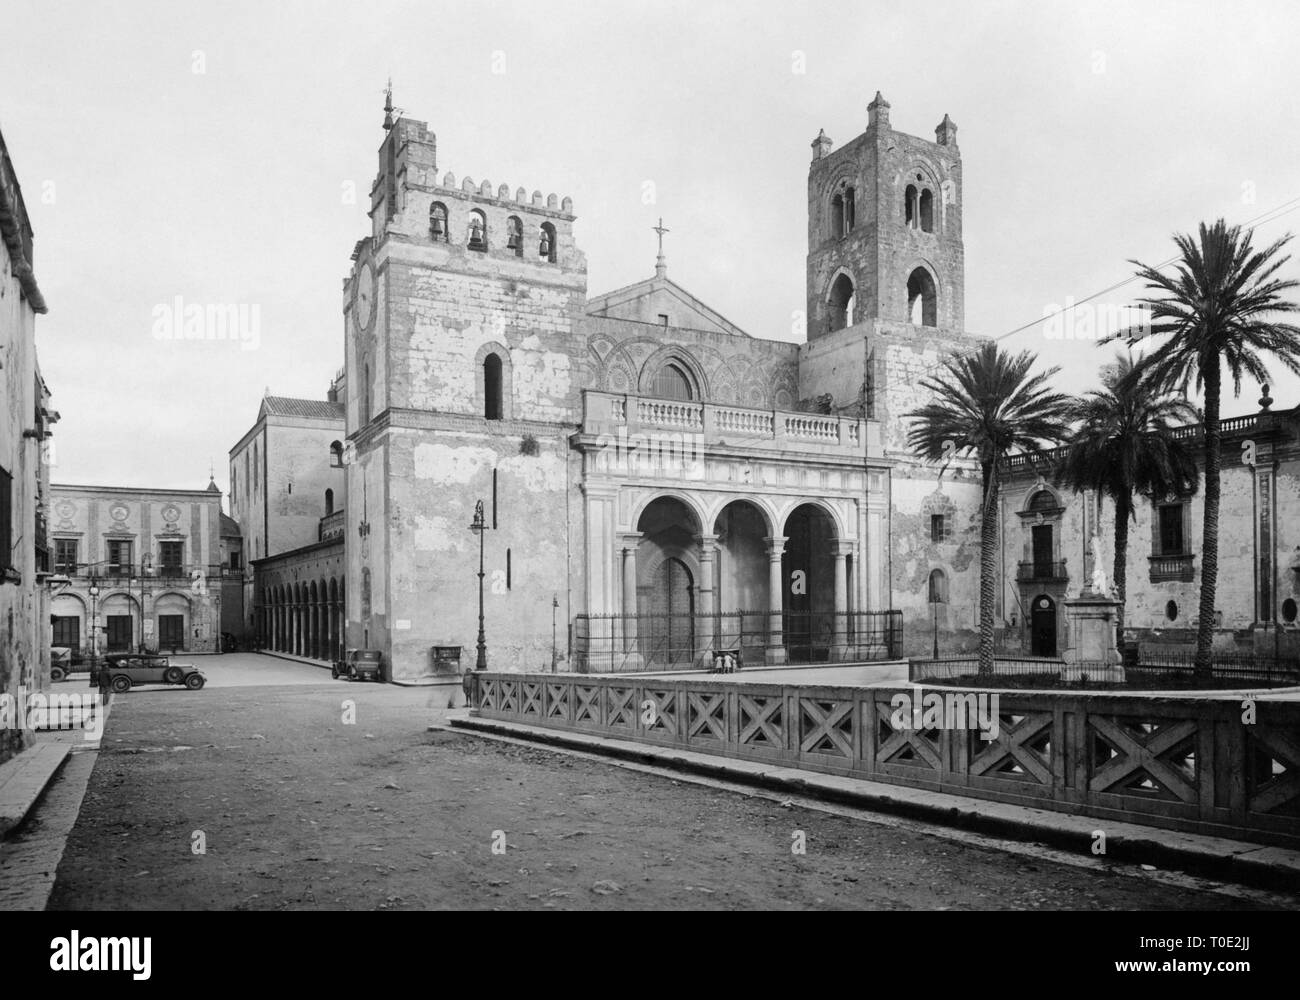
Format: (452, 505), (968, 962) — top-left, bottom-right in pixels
(0, 467), (11, 575)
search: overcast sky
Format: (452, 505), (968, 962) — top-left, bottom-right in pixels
(5, 0), (1299, 497)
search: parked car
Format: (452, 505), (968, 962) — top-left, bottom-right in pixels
(50, 647), (74, 681)
(97, 654), (206, 693)
(332, 648), (383, 682)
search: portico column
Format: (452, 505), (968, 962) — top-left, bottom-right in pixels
(764, 535), (788, 665)
(833, 541), (852, 660)
(621, 533), (642, 656)
(696, 533), (718, 662)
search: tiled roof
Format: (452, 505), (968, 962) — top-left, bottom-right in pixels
(260, 396), (345, 421)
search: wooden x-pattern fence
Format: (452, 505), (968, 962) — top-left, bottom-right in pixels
(471, 673), (1300, 848)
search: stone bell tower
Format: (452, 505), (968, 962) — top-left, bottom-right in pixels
(804, 92), (965, 340)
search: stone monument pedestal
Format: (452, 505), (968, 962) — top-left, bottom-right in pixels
(1062, 592), (1126, 683)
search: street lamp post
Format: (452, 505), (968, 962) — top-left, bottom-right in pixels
(469, 499), (488, 671)
(551, 594), (559, 673)
(137, 555), (153, 653)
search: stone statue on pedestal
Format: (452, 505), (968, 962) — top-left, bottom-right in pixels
(1089, 533), (1110, 598)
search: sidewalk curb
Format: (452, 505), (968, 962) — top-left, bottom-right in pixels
(0, 744), (72, 839)
(448, 714), (1300, 894)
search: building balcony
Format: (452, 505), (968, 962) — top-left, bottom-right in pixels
(578, 390), (879, 462)
(1149, 553), (1195, 583)
(1016, 560), (1069, 583)
(53, 562), (228, 584)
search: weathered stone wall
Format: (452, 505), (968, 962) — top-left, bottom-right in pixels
(0, 177), (45, 763)
(265, 422), (346, 554)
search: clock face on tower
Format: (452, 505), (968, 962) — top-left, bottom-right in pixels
(355, 261), (375, 332)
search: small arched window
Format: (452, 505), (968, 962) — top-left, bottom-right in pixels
(651, 362), (693, 401)
(1165, 600), (1179, 621)
(831, 193), (845, 239)
(906, 267), (937, 327)
(1283, 598), (1298, 624)
(325, 489), (334, 516)
(904, 184), (918, 227)
(928, 568), (948, 604)
(468, 209), (487, 250)
(539, 222), (557, 262)
(484, 353), (503, 419)
(506, 216), (524, 256)
(920, 189), (934, 233)
(828, 273), (855, 332)
(429, 202), (449, 242)
(329, 440), (344, 468)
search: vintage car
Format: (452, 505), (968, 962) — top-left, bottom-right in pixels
(332, 648), (383, 682)
(50, 647), (76, 682)
(96, 653), (206, 693)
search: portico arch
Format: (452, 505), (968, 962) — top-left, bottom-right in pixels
(781, 503), (845, 661)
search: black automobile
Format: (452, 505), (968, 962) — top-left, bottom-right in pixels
(96, 653), (207, 693)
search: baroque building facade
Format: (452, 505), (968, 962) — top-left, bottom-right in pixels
(47, 482), (228, 656)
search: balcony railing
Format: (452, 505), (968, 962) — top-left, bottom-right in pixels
(581, 390), (875, 459)
(1016, 560), (1069, 583)
(1149, 553), (1195, 583)
(55, 562), (229, 583)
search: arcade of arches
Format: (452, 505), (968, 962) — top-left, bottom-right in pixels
(260, 577), (345, 662)
(617, 495), (861, 665)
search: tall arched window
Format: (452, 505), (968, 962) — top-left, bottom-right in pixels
(429, 202), (449, 242)
(539, 222), (557, 262)
(325, 489), (334, 516)
(828, 272), (855, 332)
(507, 216), (523, 256)
(484, 353), (503, 419)
(920, 188), (934, 232)
(468, 209), (487, 250)
(831, 193), (845, 239)
(329, 440), (343, 468)
(904, 184), (918, 227)
(651, 362), (693, 401)
(906, 267), (937, 326)
(844, 187), (856, 232)
(361, 362), (371, 423)
(928, 568), (948, 604)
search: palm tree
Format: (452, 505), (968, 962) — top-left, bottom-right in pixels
(1112, 220), (1300, 675)
(907, 341), (1074, 672)
(1054, 353), (1200, 646)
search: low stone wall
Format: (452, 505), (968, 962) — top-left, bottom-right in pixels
(471, 670), (1300, 848)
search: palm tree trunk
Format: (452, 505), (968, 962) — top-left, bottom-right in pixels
(1113, 492), (1130, 648)
(978, 462), (999, 674)
(1195, 363), (1221, 678)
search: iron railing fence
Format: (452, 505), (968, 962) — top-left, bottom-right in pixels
(573, 609), (902, 673)
(910, 651), (1300, 688)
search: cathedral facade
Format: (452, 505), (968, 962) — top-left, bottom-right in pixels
(328, 92), (985, 684)
(242, 91), (1299, 685)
